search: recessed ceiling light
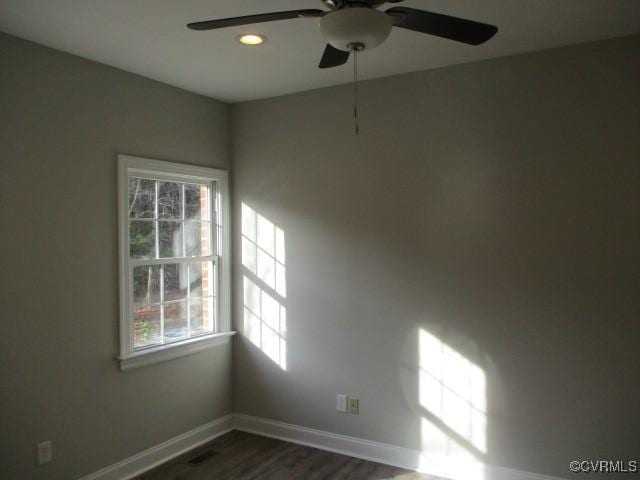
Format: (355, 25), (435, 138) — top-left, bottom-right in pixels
(237, 34), (266, 46)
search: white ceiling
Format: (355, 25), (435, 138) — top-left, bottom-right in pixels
(1, 1), (638, 103)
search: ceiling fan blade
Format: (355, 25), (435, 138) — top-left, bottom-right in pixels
(386, 7), (497, 45)
(319, 44), (350, 69)
(187, 9), (325, 31)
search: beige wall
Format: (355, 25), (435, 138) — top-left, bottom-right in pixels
(231, 35), (640, 478)
(0, 33), (232, 479)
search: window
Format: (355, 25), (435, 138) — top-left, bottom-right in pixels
(118, 155), (233, 370)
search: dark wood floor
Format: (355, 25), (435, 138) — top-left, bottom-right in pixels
(136, 430), (435, 480)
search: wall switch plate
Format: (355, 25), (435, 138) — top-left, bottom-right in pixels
(37, 441), (52, 465)
(349, 398), (360, 415)
(336, 394), (347, 413)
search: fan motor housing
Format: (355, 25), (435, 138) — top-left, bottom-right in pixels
(320, 7), (393, 51)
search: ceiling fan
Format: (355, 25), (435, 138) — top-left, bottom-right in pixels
(187, 0), (498, 69)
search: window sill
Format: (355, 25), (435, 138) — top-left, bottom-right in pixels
(118, 331), (236, 371)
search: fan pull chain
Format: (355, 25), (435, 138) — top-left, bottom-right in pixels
(353, 49), (359, 136)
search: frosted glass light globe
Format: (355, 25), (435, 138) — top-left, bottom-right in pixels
(320, 8), (393, 52)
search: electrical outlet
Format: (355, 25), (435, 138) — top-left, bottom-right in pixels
(337, 394), (347, 413)
(37, 441), (52, 465)
(349, 398), (359, 415)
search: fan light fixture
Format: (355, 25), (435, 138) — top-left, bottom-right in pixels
(188, 1), (498, 135)
(238, 34), (266, 45)
(320, 7), (393, 52)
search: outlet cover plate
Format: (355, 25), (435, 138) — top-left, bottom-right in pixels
(37, 441), (52, 465)
(349, 398), (359, 415)
(337, 394), (347, 413)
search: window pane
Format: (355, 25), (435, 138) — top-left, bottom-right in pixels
(188, 261), (215, 298)
(189, 262), (202, 298)
(164, 263), (187, 301)
(184, 220), (210, 257)
(128, 178), (155, 219)
(133, 305), (161, 348)
(163, 301), (188, 341)
(129, 220), (155, 259)
(133, 265), (161, 308)
(189, 297), (214, 336)
(185, 184), (209, 220)
(159, 221), (183, 258)
(158, 181), (182, 219)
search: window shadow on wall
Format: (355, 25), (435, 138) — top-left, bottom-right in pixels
(417, 328), (488, 480)
(241, 203), (287, 370)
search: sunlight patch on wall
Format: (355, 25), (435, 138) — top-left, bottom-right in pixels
(241, 203), (287, 370)
(418, 328), (487, 480)
(242, 203), (286, 298)
(243, 276), (287, 370)
(419, 329), (486, 452)
(418, 418), (485, 480)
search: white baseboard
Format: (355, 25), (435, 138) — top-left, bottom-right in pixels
(78, 414), (233, 480)
(233, 413), (568, 480)
(233, 413), (422, 472)
(79, 412), (567, 480)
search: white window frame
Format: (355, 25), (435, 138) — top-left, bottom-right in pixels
(117, 154), (234, 371)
